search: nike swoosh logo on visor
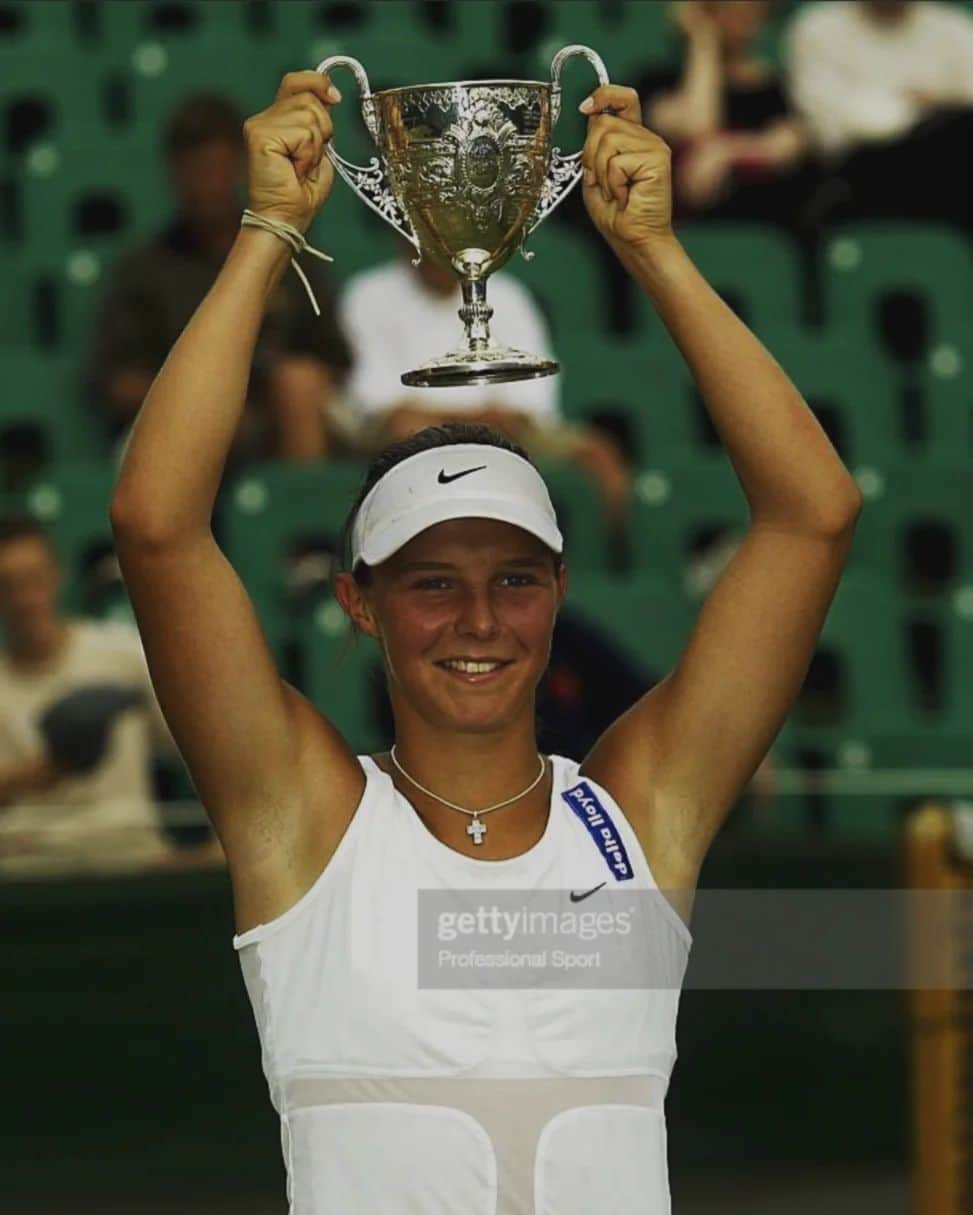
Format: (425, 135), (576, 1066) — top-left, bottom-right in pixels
(438, 465), (487, 484)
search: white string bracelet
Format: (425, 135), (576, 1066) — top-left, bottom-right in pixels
(239, 207), (334, 317)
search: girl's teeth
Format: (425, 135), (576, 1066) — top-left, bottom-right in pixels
(444, 661), (502, 673)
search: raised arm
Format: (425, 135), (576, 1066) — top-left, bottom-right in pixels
(109, 71), (365, 873)
(578, 85), (861, 885)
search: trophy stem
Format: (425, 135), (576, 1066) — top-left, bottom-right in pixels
(459, 278), (494, 351)
(399, 255), (557, 388)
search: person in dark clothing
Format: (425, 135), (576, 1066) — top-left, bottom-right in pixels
(535, 610), (657, 762)
(815, 104), (973, 237)
(786, 0), (973, 237)
(638, 1), (820, 232)
(84, 92), (353, 468)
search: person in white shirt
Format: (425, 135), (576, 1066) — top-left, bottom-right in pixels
(337, 244), (633, 536)
(786, 1), (973, 230)
(0, 515), (223, 877)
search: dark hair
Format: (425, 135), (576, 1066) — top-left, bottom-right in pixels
(334, 421), (564, 650)
(163, 92), (245, 161)
(0, 513), (56, 558)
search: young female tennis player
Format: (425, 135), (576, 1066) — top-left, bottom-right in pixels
(110, 69), (861, 1213)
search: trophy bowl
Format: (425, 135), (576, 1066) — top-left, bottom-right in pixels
(316, 46), (609, 387)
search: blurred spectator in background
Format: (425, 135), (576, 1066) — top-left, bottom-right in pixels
(84, 92), (353, 468)
(639, 1), (816, 232)
(337, 242), (633, 546)
(787, 0), (973, 234)
(0, 515), (222, 878)
(537, 611), (661, 762)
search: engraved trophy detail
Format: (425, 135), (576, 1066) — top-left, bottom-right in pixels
(316, 46), (609, 387)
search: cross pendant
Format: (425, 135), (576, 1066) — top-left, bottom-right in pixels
(467, 817), (487, 845)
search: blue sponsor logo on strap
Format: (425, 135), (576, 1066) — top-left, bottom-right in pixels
(561, 781), (634, 881)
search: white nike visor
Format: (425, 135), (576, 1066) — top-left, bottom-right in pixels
(350, 443), (564, 569)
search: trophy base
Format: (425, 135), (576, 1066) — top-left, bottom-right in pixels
(401, 345), (559, 388)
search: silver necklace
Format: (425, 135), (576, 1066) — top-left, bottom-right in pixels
(389, 745), (547, 845)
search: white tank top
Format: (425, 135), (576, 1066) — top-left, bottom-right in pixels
(232, 753), (692, 1214)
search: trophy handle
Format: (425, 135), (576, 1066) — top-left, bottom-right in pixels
(520, 44), (610, 258)
(315, 55), (422, 261)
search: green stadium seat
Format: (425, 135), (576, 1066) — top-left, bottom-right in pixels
(848, 457), (973, 593)
(795, 725), (973, 841)
(760, 329), (904, 465)
(30, 251), (127, 364)
(92, 0), (256, 46)
(558, 334), (705, 461)
(744, 763), (913, 843)
(797, 570), (920, 733)
(0, 255), (43, 347)
(15, 133), (169, 263)
(938, 585), (973, 725)
(5, 253), (127, 431)
(769, 567), (973, 842)
(916, 337), (973, 457)
(106, 17), (279, 145)
(298, 594), (390, 755)
(598, 326), (905, 465)
(447, 0), (507, 54)
(767, 570), (924, 840)
(558, 332), (649, 431)
(21, 459), (119, 614)
(0, 350), (103, 471)
(0, 48), (112, 167)
(635, 222), (806, 345)
(804, 729), (973, 778)
(563, 570), (694, 678)
(531, 0), (677, 83)
(218, 459), (368, 657)
(0, 0), (87, 53)
(821, 223), (973, 361)
(13, 132), (166, 366)
(534, 456), (613, 572)
(562, 568), (920, 844)
(506, 221), (610, 340)
(271, 0), (428, 47)
(285, 6), (455, 93)
(628, 451), (750, 583)
(0, 487), (28, 523)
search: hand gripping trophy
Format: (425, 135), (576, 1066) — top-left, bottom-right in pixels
(316, 46), (609, 387)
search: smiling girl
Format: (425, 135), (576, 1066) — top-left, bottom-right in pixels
(110, 66), (860, 1214)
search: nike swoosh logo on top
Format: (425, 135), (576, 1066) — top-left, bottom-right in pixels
(438, 465), (487, 484)
(569, 881), (607, 903)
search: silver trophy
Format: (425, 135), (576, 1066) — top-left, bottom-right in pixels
(316, 46), (609, 387)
